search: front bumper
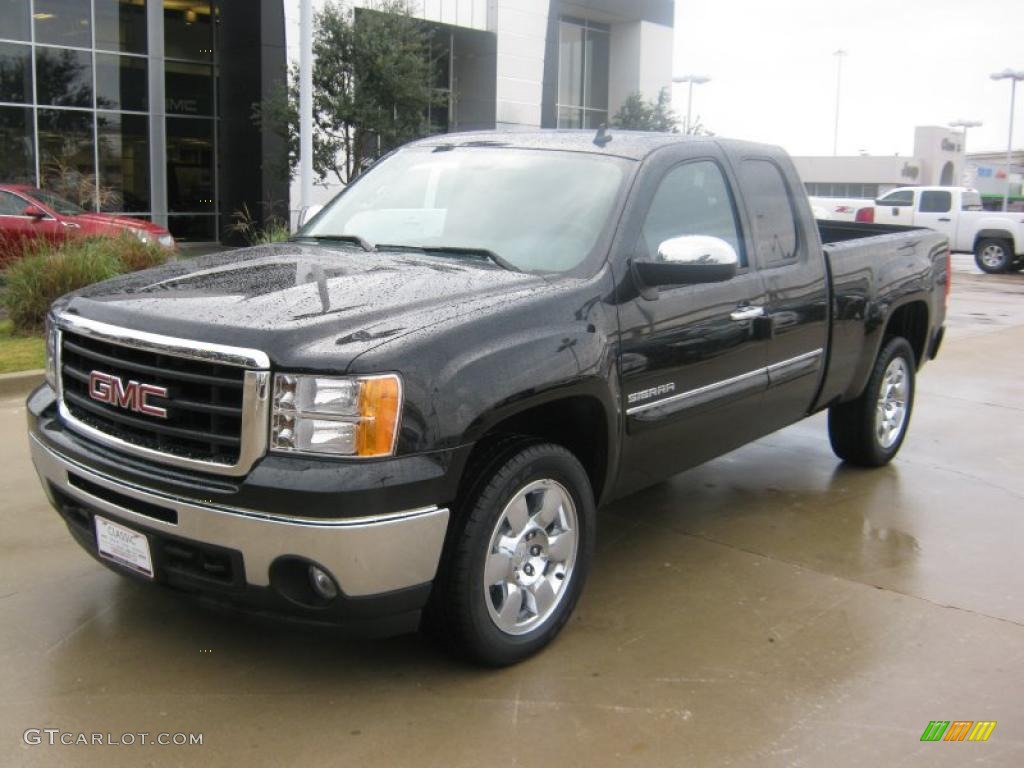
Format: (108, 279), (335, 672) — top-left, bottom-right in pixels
(30, 429), (451, 634)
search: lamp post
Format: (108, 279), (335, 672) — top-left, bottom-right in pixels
(833, 50), (846, 156)
(672, 75), (711, 134)
(990, 69), (1024, 212)
(948, 119), (982, 152)
(299, 0), (314, 215)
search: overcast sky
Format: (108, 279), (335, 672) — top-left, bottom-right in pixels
(671, 0), (1022, 157)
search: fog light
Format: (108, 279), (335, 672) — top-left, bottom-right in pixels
(308, 565), (338, 600)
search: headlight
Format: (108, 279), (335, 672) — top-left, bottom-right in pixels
(157, 234), (175, 248)
(271, 374), (402, 457)
(44, 315), (58, 389)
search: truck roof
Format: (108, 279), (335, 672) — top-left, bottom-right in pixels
(409, 129), (776, 162)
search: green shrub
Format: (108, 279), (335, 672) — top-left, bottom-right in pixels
(3, 236), (169, 332)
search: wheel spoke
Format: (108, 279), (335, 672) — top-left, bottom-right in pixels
(533, 487), (562, 528)
(484, 550), (514, 586)
(547, 530), (576, 562)
(505, 496), (530, 535)
(529, 578), (557, 617)
(498, 584), (524, 627)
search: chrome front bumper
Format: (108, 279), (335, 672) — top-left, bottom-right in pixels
(30, 434), (450, 597)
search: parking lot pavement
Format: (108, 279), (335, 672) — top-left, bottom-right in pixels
(2, 270), (1023, 768)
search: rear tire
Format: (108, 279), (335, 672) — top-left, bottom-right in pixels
(425, 441), (595, 666)
(828, 337), (916, 467)
(974, 238), (1013, 273)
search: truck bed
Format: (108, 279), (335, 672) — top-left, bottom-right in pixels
(814, 222), (949, 412)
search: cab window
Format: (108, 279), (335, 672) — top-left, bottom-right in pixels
(640, 160), (746, 267)
(919, 190), (952, 213)
(878, 190), (914, 207)
(739, 159), (800, 267)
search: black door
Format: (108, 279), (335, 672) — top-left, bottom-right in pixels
(614, 155), (770, 497)
(735, 157), (829, 431)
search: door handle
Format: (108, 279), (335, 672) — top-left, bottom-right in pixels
(938, 217), (951, 222)
(730, 305), (765, 321)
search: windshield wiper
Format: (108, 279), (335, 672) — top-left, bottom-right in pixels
(377, 244), (520, 272)
(297, 234), (376, 252)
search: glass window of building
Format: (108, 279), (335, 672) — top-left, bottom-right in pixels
(166, 116), (215, 238)
(164, 1), (214, 62)
(1, 0), (31, 42)
(165, 61), (213, 115)
(96, 53), (148, 111)
(95, 0), (148, 54)
(35, 46), (93, 108)
(98, 112), (150, 212)
(0, 106), (34, 183)
(557, 17), (610, 129)
(0, 42), (32, 103)
(34, 0), (93, 48)
(37, 109), (97, 208)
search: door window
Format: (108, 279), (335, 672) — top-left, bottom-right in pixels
(878, 189), (914, 207)
(919, 190), (952, 213)
(0, 190), (27, 215)
(739, 159), (800, 266)
(640, 160), (745, 266)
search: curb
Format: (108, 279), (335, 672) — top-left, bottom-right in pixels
(0, 369), (45, 399)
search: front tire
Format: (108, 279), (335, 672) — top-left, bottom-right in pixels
(974, 238), (1013, 273)
(426, 442), (596, 666)
(828, 337), (916, 467)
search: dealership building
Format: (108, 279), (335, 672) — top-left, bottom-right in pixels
(0, 0), (674, 242)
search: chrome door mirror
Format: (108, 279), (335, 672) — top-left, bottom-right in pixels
(634, 235), (739, 287)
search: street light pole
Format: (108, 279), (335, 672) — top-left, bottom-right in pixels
(990, 69), (1024, 212)
(299, 0), (314, 215)
(833, 50), (846, 156)
(672, 75), (710, 134)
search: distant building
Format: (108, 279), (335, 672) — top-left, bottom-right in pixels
(963, 150), (1024, 206)
(285, 0), (676, 218)
(792, 126), (968, 201)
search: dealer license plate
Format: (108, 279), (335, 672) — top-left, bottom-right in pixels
(94, 516), (154, 579)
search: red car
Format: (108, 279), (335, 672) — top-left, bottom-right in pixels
(0, 184), (175, 256)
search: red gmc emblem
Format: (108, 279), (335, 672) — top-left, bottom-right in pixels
(88, 371), (169, 419)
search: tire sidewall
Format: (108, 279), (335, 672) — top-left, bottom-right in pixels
(864, 338), (916, 463)
(461, 446), (595, 665)
(975, 239), (1011, 273)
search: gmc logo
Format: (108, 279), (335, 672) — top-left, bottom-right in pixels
(88, 371), (168, 419)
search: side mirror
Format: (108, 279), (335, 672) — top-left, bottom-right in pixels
(633, 235), (739, 287)
(23, 205), (46, 219)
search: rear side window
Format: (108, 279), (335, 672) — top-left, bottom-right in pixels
(641, 160), (746, 266)
(739, 159), (799, 266)
(962, 191), (983, 211)
(919, 190), (951, 213)
(879, 190), (914, 207)
(0, 191), (26, 215)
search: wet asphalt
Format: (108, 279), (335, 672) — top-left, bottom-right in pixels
(1, 254), (1022, 767)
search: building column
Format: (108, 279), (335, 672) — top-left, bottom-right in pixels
(146, 1), (168, 228)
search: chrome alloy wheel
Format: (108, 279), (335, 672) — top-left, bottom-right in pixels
(483, 479), (579, 636)
(875, 357), (910, 449)
(980, 243), (1007, 270)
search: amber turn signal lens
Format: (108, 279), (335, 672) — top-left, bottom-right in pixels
(356, 376), (402, 457)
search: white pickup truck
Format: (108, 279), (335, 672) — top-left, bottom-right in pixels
(873, 186), (1024, 273)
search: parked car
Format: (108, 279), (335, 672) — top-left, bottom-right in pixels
(27, 131), (949, 665)
(871, 186), (1024, 273)
(0, 184), (175, 256)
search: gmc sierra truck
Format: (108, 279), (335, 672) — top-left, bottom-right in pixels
(27, 131), (950, 666)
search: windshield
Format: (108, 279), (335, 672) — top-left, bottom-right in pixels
(29, 188), (85, 216)
(301, 146), (630, 273)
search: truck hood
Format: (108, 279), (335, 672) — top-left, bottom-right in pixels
(56, 242), (550, 370)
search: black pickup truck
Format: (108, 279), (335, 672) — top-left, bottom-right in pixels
(27, 131), (950, 665)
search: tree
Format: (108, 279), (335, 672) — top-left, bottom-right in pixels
(255, 0), (446, 185)
(611, 88), (679, 132)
